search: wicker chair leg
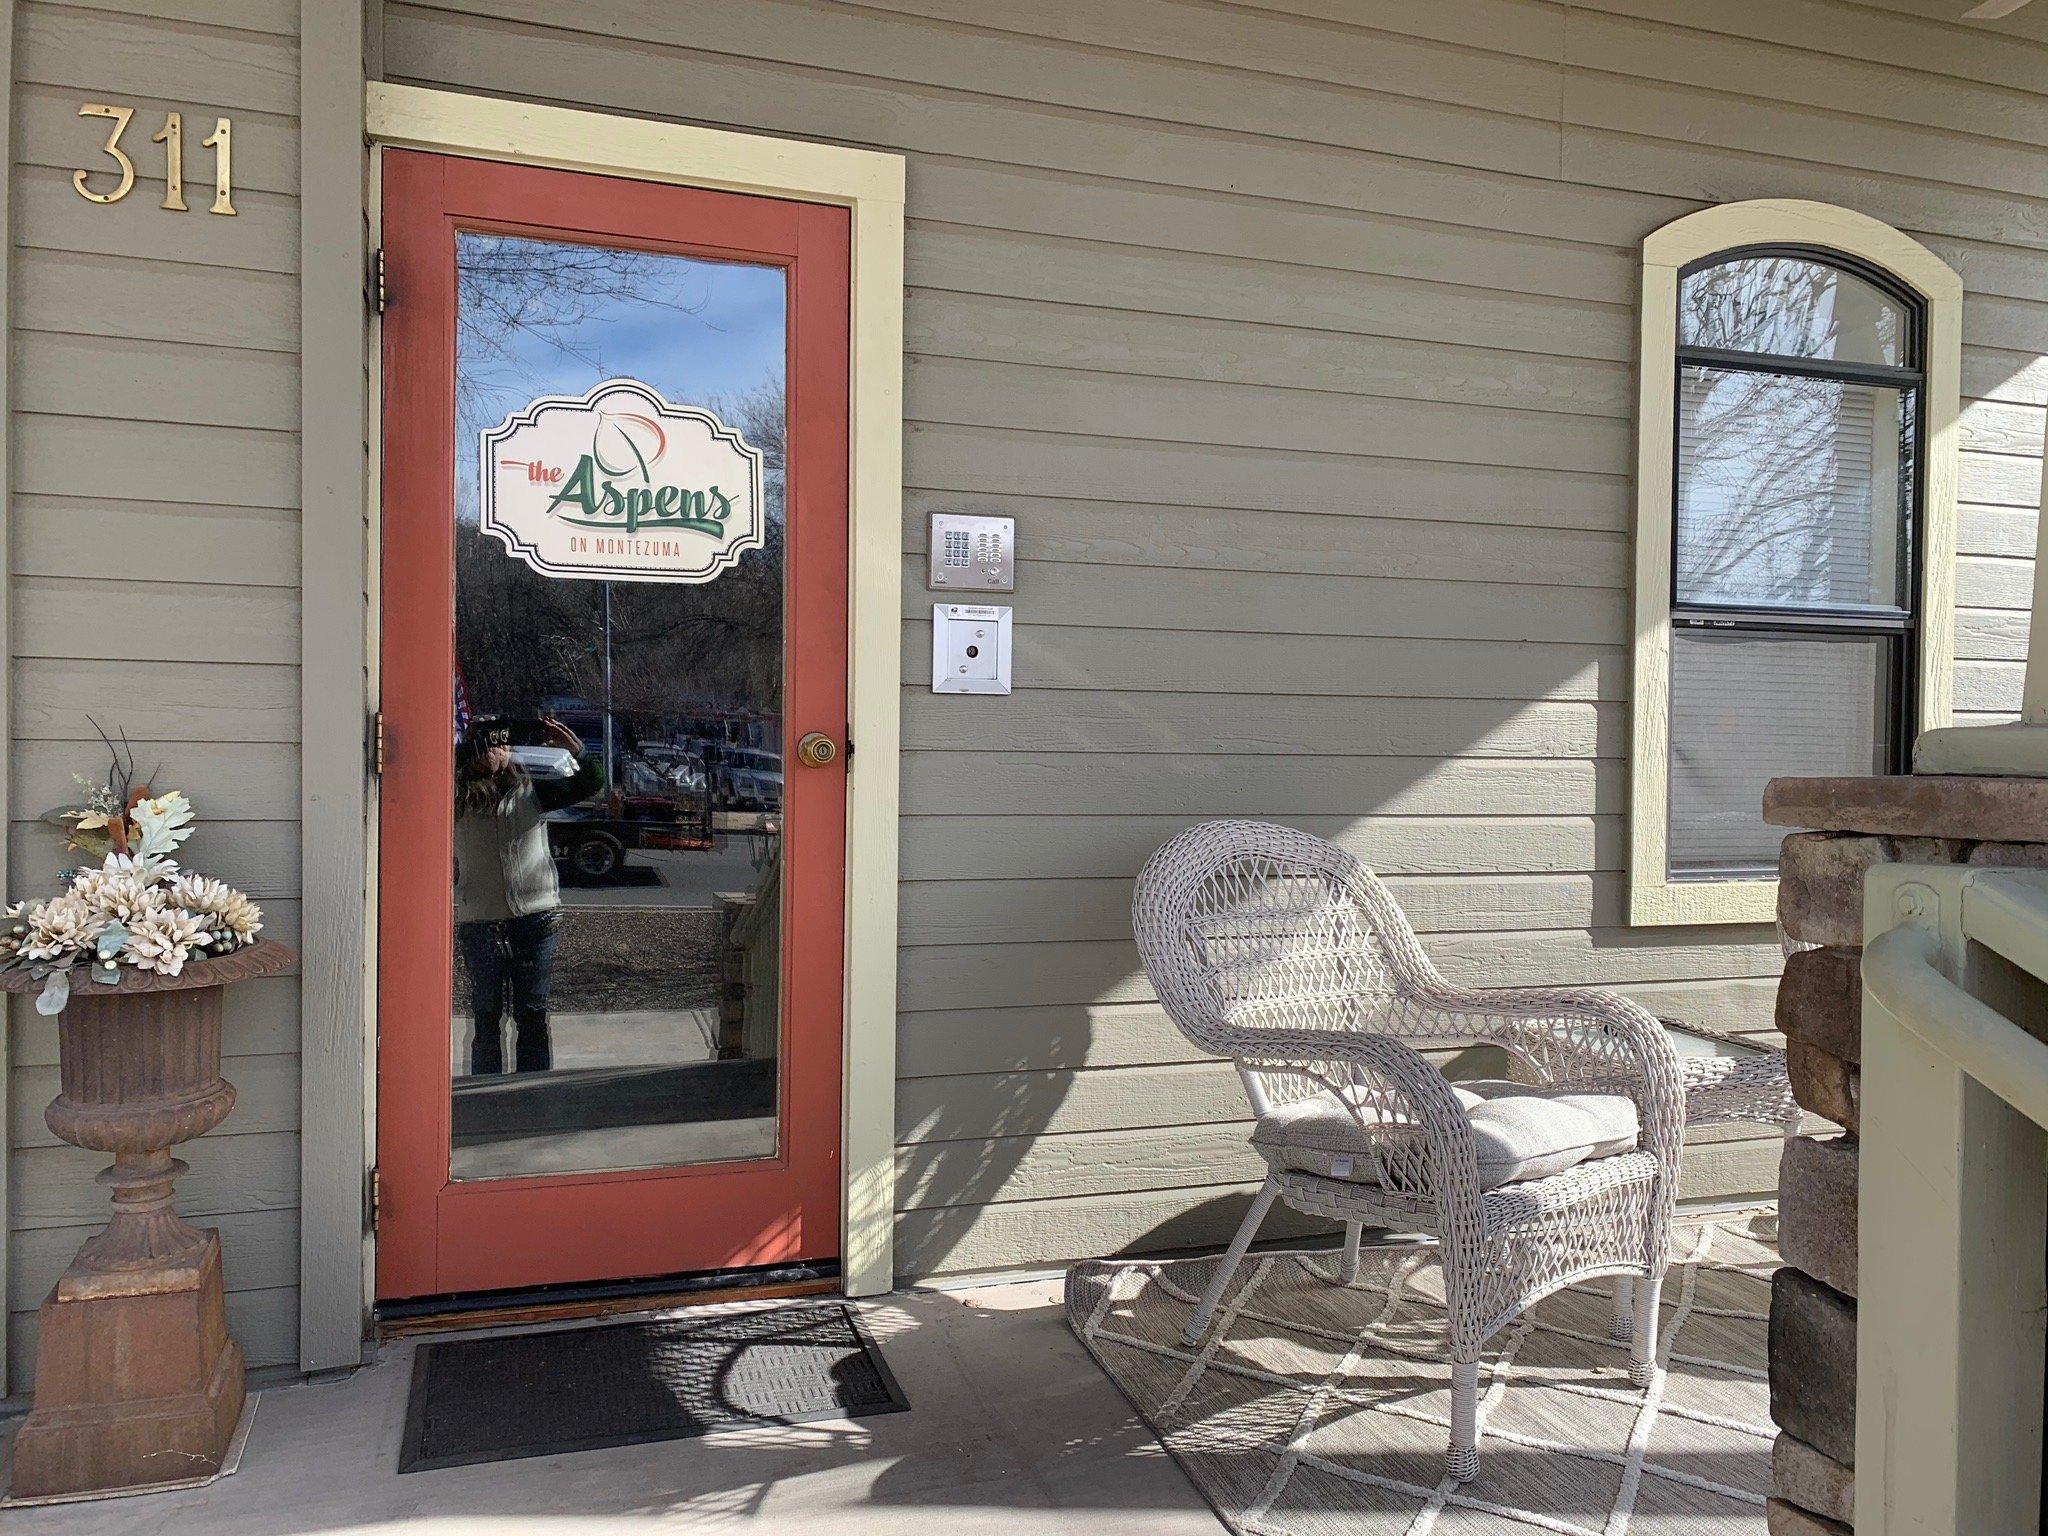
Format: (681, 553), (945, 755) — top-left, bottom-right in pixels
(1339, 1221), (1364, 1285)
(1448, 1359), (1480, 1482)
(1628, 1273), (1664, 1388)
(1180, 1176), (1280, 1347)
(1610, 1276), (1635, 1343)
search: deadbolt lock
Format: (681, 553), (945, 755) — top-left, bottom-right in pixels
(796, 732), (839, 768)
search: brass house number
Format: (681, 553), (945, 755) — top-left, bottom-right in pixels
(72, 102), (235, 216)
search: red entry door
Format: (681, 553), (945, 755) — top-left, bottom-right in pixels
(376, 151), (849, 1300)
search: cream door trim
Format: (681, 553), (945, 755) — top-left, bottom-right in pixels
(1629, 199), (1961, 928)
(365, 82), (906, 1295)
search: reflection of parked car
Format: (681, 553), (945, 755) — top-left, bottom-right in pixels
(715, 748), (783, 812)
(546, 749), (713, 880)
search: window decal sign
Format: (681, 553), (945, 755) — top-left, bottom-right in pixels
(479, 378), (766, 583)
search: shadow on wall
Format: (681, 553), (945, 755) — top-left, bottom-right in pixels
(891, 327), (2038, 1279)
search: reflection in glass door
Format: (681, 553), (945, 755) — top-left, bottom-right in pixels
(447, 231), (789, 1182)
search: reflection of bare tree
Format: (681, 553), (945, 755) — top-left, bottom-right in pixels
(455, 234), (712, 445)
(1677, 257), (1910, 609)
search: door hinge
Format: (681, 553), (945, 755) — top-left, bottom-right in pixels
(844, 735), (854, 764)
(372, 246), (387, 314)
(368, 1166), (382, 1232)
(369, 709), (386, 778)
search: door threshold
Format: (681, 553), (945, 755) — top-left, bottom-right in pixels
(375, 1259), (841, 1339)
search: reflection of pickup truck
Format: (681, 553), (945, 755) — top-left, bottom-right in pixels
(545, 750), (713, 880)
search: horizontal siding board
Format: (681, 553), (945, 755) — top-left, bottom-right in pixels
(904, 288), (1633, 417)
(35, 0), (299, 34)
(903, 491), (1632, 589)
(904, 627), (1621, 701)
(14, 249), (299, 353)
(10, 1207), (299, 1304)
(394, 1), (1566, 181)
(909, 423), (1630, 533)
(1960, 505), (2041, 560)
(1559, 6), (2048, 154)
(12, 496), (299, 586)
(905, 561), (1627, 645)
(1555, 0), (2048, 98)
(898, 813), (1621, 883)
(900, 693), (1620, 759)
(13, 576), (298, 663)
(1563, 63), (2048, 206)
(896, 1118), (1784, 1213)
(14, 166), (297, 276)
(896, 983), (1781, 1081)
(14, 414), (297, 509)
(1558, 125), (2048, 252)
(16, 3), (299, 113)
(8, 1130), (299, 1228)
(851, 0), (1568, 120)
(10, 817), (302, 902)
(908, 223), (1636, 363)
(13, 331), (301, 431)
(905, 355), (1628, 473)
(10, 974), (300, 1068)
(897, 871), (1627, 947)
(900, 752), (1619, 819)
(908, 157), (1631, 304)
(10, 1052), (298, 1149)
(11, 742), (299, 820)
(1957, 554), (2035, 610)
(900, 930), (1782, 1014)
(12, 657), (301, 742)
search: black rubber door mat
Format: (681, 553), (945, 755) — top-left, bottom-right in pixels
(397, 1302), (909, 1472)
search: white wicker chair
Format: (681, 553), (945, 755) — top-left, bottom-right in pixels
(1132, 820), (1687, 1483)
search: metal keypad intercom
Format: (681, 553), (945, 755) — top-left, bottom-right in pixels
(928, 512), (1015, 592)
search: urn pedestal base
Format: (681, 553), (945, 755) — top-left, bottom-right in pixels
(8, 1231), (245, 1499)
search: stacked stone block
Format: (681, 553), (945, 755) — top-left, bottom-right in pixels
(1761, 775), (2048, 1536)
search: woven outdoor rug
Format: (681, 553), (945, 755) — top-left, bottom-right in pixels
(1066, 1215), (1776, 1535)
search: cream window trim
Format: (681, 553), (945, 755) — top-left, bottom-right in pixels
(1629, 199), (1961, 928)
(364, 83), (907, 1295)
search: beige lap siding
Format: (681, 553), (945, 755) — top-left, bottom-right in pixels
(379, 0), (2048, 1278)
(4, 0), (304, 1392)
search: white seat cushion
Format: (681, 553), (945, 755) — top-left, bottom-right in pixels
(1251, 1079), (1639, 1192)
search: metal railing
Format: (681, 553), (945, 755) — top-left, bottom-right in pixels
(1857, 863), (2048, 1536)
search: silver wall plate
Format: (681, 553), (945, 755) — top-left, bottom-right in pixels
(928, 512), (1015, 592)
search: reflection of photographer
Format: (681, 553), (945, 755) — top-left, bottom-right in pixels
(455, 717), (601, 1075)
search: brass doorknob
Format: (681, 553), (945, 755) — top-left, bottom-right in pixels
(795, 732), (839, 768)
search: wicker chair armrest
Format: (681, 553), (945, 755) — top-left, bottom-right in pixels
(1224, 1026), (1487, 1224)
(1407, 980), (1686, 1208)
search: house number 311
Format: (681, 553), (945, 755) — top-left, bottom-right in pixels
(72, 103), (235, 216)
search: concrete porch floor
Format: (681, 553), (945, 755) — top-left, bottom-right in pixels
(0, 1277), (1226, 1536)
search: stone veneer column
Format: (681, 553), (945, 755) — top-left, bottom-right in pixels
(1759, 774), (2048, 1536)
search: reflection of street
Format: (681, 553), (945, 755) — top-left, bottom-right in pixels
(557, 830), (773, 909)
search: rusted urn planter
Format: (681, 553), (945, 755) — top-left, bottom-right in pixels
(4, 940), (295, 1500)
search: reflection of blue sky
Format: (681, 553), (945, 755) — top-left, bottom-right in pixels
(454, 231), (785, 518)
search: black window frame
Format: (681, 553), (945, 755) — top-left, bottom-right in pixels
(1667, 243), (1927, 879)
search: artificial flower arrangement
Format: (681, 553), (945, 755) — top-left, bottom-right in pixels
(0, 735), (263, 1014)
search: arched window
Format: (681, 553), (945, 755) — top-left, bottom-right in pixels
(1630, 203), (1960, 926)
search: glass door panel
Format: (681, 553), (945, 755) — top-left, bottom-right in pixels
(448, 230), (788, 1182)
